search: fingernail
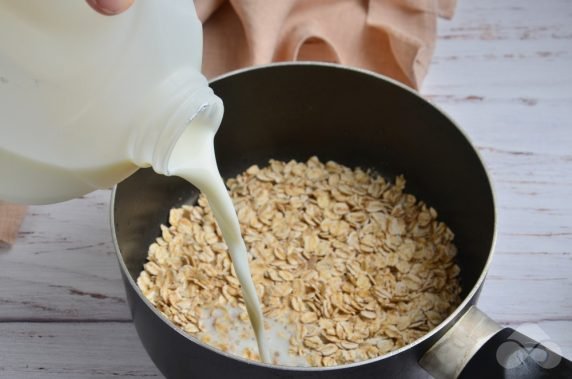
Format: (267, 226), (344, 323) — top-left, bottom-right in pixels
(89, 0), (134, 15)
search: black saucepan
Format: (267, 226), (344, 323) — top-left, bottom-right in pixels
(111, 63), (571, 378)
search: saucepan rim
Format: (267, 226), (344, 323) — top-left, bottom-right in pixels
(111, 61), (497, 372)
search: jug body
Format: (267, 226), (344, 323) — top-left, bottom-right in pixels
(0, 0), (220, 204)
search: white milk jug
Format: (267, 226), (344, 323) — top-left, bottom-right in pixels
(0, 0), (223, 204)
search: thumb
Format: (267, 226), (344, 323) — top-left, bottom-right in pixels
(86, 0), (134, 16)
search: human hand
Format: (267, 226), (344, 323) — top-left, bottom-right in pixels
(86, 0), (134, 15)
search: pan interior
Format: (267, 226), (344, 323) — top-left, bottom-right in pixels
(113, 64), (494, 321)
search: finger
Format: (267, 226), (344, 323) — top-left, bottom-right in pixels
(86, 0), (134, 16)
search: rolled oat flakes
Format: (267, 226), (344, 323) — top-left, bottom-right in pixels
(137, 156), (461, 366)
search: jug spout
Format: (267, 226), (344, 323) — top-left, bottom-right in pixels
(129, 77), (224, 176)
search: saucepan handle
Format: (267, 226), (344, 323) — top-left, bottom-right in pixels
(457, 327), (572, 379)
(420, 306), (572, 378)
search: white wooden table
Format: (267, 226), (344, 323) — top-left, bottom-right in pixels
(1, 0), (570, 377)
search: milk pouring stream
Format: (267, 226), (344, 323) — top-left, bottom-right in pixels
(0, 0), (271, 363)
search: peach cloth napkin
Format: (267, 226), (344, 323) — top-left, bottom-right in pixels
(0, 0), (455, 245)
(0, 202), (26, 245)
(196, 0), (456, 88)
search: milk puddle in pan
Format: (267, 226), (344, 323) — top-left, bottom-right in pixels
(196, 306), (308, 366)
(168, 113), (275, 363)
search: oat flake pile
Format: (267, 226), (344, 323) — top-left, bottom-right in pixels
(137, 156), (462, 367)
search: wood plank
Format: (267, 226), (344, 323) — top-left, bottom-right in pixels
(479, 252), (572, 324)
(420, 0), (572, 328)
(424, 0), (572, 156)
(0, 322), (162, 378)
(0, 190), (131, 321)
